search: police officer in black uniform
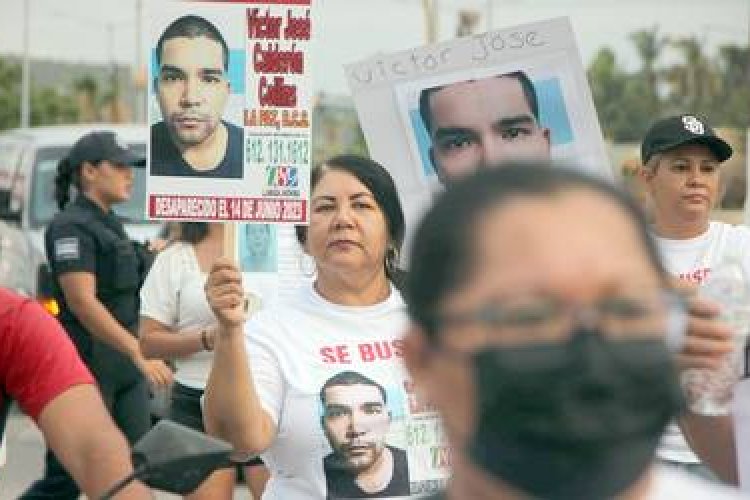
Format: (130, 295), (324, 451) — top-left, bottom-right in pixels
(21, 131), (173, 499)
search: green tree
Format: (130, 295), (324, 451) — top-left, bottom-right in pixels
(587, 48), (653, 141)
(629, 26), (667, 115)
(715, 44), (750, 128)
(663, 36), (721, 117)
(31, 87), (79, 126)
(0, 58), (21, 130)
(587, 48), (625, 139)
(588, 28), (748, 141)
(0, 57), (80, 130)
(74, 75), (100, 122)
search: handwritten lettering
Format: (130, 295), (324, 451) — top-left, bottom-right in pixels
(471, 30), (545, 61)
(348, 48), (452, 85)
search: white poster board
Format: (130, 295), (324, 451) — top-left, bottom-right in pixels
(239, 224), (312, 312)
(146, 0), (312, 224)
(346, 17), (610, 243)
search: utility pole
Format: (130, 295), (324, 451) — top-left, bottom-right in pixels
(21, 0), (30, 128)
(746, 12), (750, 225)
(422, 0), (438, 44)
(134, 0), (145, 123)
(486, 0), (494, 31)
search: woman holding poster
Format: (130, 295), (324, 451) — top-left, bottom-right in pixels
(139, 222), (269, 499)
(204, 155), (450, 499)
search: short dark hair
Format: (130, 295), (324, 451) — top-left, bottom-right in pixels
(419, 71), (540, 135)
(295, 154), (406, 285)
(155, 15), (229, 71)
(178, 222), (209, 244)
(320, 371), (387, 405)
(404, 162), (667, 338)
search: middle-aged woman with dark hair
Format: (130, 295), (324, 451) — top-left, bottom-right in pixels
(22, 130), (173, 499)
(399, 164), (741, 499)
(203, 155), (448, 499)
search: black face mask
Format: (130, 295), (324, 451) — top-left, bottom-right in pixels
(468, 330), (684, 500)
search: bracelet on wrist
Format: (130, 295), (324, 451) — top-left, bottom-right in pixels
(200, 329), (213, 351)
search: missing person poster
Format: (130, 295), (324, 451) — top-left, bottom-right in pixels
(345, 17), (610, 240)
(239, 224), (313, 313)
(146, 0), (312, 223)
(317, 370), (450, 498)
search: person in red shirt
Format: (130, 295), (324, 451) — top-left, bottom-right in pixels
(0, 288), (150, 499)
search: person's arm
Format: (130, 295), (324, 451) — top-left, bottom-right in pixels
(37, 384), (152, 499)
(138, 244), (206, 360)
(3, 292), (151, 497)
(59, 272), (173, 388)
(679, 413), (737, 484)
(675, 293), (738, 484)
(203, 258), (277, 454)
(139, 317), (215, 359)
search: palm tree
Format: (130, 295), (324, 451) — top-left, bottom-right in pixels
(73, 75), (99, 122)
(629, 26), (667, 113)
(663, 36), (721, 117)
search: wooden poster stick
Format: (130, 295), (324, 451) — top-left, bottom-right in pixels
(223, 222), (238, 261)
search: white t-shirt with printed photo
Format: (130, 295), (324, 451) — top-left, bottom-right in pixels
(246, 284), (449, 500)
(654, 221), (750, 464)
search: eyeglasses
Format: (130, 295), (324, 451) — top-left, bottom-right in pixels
(427, 289), (687, 351)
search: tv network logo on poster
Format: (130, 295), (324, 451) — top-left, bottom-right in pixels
(263, 165), (300, 196)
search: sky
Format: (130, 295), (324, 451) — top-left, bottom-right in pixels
(0, 0), (747, 96)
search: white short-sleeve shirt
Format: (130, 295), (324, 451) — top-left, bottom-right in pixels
(246, 284), (449, 499)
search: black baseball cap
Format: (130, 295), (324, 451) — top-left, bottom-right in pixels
(68, 130), (146, 168)
(641, 115), (732, 165)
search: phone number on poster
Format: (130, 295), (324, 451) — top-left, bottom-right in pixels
(247, 137), (309, 166)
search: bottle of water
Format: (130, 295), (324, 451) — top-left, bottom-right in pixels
(682, 255), (750, 415)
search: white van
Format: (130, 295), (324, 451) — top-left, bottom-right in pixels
(0, 124), (162, 297)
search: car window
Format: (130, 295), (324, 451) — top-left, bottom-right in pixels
(0, 221), (32, 295)
(30, 144), (149, 228)
(0, 139), (27, 209)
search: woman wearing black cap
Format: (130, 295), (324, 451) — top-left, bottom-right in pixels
(21, 130), (173, 499)
(639, 114), (742, 485)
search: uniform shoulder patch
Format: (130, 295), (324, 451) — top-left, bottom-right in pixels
(54, 237), (80, 261)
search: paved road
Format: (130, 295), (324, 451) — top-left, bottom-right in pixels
(1, 406), (251, 499)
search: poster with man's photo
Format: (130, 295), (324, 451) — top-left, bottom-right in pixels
(238, 224), (312, 312)
(318, 370), (449, 498)
(145, 0), (313, 223)
(345, 17), (610, 243)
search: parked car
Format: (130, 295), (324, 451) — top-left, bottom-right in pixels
(0, 219), (33, 296)
(0, 124), (162, 300)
